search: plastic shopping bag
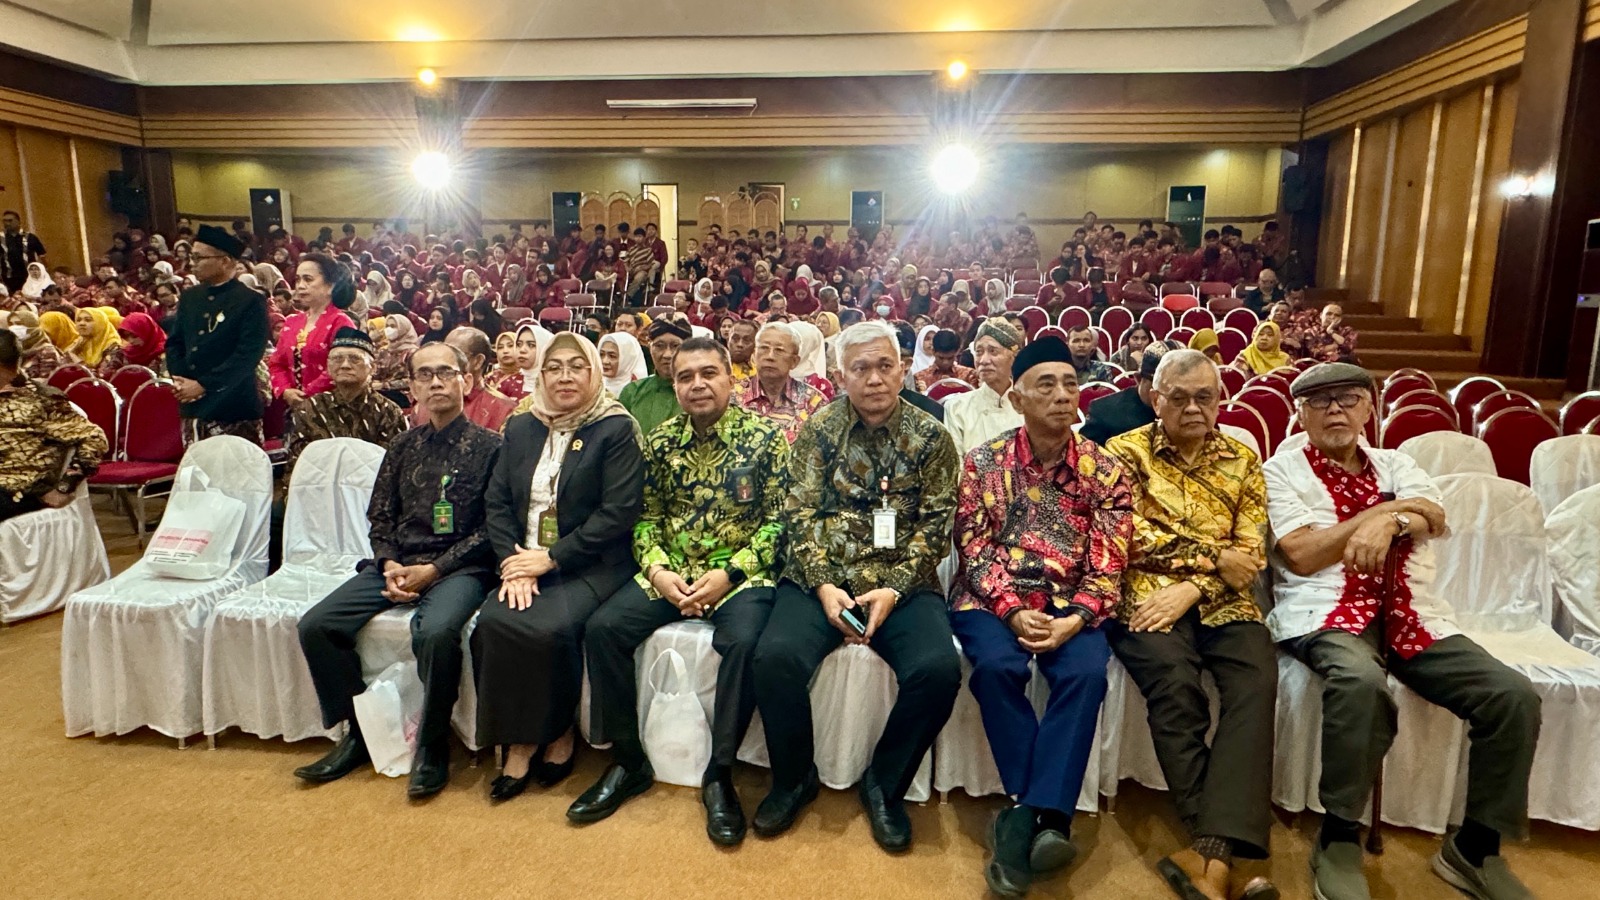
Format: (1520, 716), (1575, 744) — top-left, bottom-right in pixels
(351, 661), (425, 777)
(641, 647), (712, 787)
(143, 470), (246, 580)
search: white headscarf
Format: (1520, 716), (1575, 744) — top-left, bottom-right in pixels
(912, 323), (939, 372)
(20, 262), (52, 299)
(984, 278), (1008, 315)
(794, 264), (814, 284)
(693, 278), (716, 304)
(600, 332), (647, 396)
(690, 324), (714, 340)
(516, 322), (556, 392)
(790, 321), (828, 380)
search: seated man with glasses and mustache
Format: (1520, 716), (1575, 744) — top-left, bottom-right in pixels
(294, 341), (503, 800)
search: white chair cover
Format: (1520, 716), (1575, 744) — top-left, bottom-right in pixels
(358, 609), (481, 751)
(1529, 434), (1600, 517)
(1546, 484), (1600, 656)
(583, 620), (932, 801)
(1396, 432), (1497, 479)
(1430, 473), (1600, 830)
(61, 437), (272, 739)
(0, 485), (109, 624)
(1219, 423), (1260, 458)
(201, 439), (386, 741)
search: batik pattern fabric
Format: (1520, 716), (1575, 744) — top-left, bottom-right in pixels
(952, 427), (1134, 625)
(733, 375), (826, 444)
(285, 387), (409, 475)
(1104, 423), (1268, 626)
(633, 405), (789, 609)
(0, 377), (109, 498)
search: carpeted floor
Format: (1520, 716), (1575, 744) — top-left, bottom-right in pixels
(2, 512), (1595, 899)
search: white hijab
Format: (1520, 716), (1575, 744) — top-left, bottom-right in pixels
(516, 322), (556, 392)
(599, 332), (647, 396)
(693, 278), (716, 304)
(790, 321), (828, 380)
(20, 262), (51, 299)
(912, 323), (939, 372)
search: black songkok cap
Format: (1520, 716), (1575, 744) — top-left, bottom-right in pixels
(195, 224), (245, 259)
(1011, 335), (1075, 381)
(330, 326), (375, 356)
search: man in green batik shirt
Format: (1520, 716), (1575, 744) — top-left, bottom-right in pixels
(571, 336), (789, 847)
(617, 317), (687, 435)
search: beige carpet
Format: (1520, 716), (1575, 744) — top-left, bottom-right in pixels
(2, 514), (1594, 899)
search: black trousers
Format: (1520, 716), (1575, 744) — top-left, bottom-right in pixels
(585, 581), (775, 776)
(472, 573), (607, 748)
(753, 580), (961, 802)
(299, 567), (490, 747)
(1106, 611), (1278, 859)
(0, 492), (45, 523)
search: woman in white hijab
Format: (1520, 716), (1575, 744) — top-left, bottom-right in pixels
(788, 320), (835, 399)
(983, 278), (1008, 316)
(911, 323), (939, 374)
(19, 262), (52, 300)
(598, 332), (647, 397)
(359, 270), (393, 319)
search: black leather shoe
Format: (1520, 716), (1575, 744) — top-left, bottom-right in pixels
(986, 804), (1037, 898)
(406, 741), (451, 799)
(1031, 828), (1079, 874)
(294, 731), (369, 784)
(566, 763), (654, 824)
(702, 776), (747, 846)
(534, 746), (577, 788)
(857, 769), (911, 853)
(489, 772), (533, 802)
(752, 766), (820, 838)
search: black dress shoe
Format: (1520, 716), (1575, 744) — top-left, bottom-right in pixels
(1030, 828), (1079, 874)
(294, 731), (370, 784)
(986, 804), (1037, 898)
(534, 746), (577, 788)
(489, 771), (533, 802)
(753, 766), (820, 838)
(702, 776), (747, 846)
(406, 741), (451, 799)
(857, 769), (911, 853)
(566, 763), (654, 824)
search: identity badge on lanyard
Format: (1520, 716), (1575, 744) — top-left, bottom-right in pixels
(872, 475), (897, 549)
(432, 472), (456, 535)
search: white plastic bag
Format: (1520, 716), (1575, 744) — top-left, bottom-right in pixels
(351, 661), (425, 777)
(144, 469), (246, 580)
(642, 648), (712, 787)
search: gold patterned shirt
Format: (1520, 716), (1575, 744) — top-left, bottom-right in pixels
(1104, 423), (1267, 626)
(785, 397), (959, 596)
(633, 405), (789, 608)
(0, 376), (109, 497)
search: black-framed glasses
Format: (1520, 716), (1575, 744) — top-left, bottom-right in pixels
(1301, 391), (1368, 411)
(411, 367), (461, 384)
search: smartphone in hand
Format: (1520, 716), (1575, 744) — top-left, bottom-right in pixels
(839, 603), (868, 637)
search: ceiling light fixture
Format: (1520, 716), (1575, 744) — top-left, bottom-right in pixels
(946, 60), (969, 81)
(931, 144), (979, 194)
(606, 98), (758, 110)
(417, 68), (438, 86)
(411, 152), (452, 190)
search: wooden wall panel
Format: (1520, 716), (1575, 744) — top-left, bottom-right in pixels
(0, 124), (132, 273)
(1378, 105), (1436, 316)
(1343, 120), (1394, 305)
(1415, 89), (1486, 335)
(1463, 78), (1520, 348)
(1318, 129), (1355, 288)
(15, 129), (83, 273)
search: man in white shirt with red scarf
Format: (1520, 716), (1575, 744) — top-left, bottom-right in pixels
(1263, 362), (1539, 900)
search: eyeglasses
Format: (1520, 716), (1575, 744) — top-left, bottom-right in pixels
(411, 367), (461, 384)
(1157, 390), (1218, 409)
(327, 352), (370, 367)
(1301, 391), (1368, 411)
(542, 361), (592, 377)
(190, 252), (229, 262)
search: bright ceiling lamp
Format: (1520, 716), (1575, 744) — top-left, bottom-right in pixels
(946, 59), (969, 81)
(931, 144), (979, 195)
(411, 152), (452, 190)
(417, 67), (438, 86)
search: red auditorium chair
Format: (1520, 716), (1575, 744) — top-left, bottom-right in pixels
(1449, 376), (1505, 433)
(1217, 402), (1272, 458)
(1219, 366), (1246, 398)
(64, 378), (118, 455)
(1078, 381), (1118, 409)
(1159, 280), (1197, 298)
(663, 279), (691, 294)
(1094, 327), (1114, 359)
(540, 306), (576, 330)
(1390, 389), (1458, 425)
(500, 307), (533, 325)
(1207, 296), (1244, 314)
(1057, 307), (1091, 331)
(1244, 373), (1294, 397)
(262, 396), (289, 466)
(108, 365), (158, 400)
(1221, 308), (1259, 334)
(1217, 328), (1249, 364)
(87, 381), (184, 545)
(1168, 326), (1197, 346)
(1007, 295), (1034, 312)
(1471, 389), (1540, 434)
(1234, 387), (1292, 451)
(1386, 367), (1436, 387)
(1293, 358), (1318, 371)
(1197, 281), (1234, 301)
(1012, 267), (1041, 284)
(646, 305), (674, 319)
(1112, 372), (1139, 390)
(1161, 294), (1200, 313)
(927, 379), (974, 403)
(1477, 407), (1558, 484)
(1382, 374), (1436, 411)
(1559, 391), (1600, 435)
(1380, 406), (1456, 449)
(48, 364), (92, 392)
(1036, 326), (1069, 345)
(1100, 307), (1134, 345)
(1140, 308), (1175, 339)
(1013, 280), (1042, 296)
(1179, 308), (1215, 332)
(1020, 307), (1049, 337)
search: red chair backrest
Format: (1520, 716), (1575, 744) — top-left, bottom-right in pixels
(1380, 406), (1456, 450)
(108, 365), (158, 400)
(1012, 268), (1041, 283)
(1207, 296), (1243, 314)
(1036, 325), (1069, 344)
(48, 364), (92, 392)
(1179, 308), (1215, 331)
(1094, 327), (1113, 359)
(1558, 391), (1600, 436)
(1007, 295), (1034, 312)
(1012, 280), (1041, 296)
(1161, 294), (1200, 313)
(123, 381), (184, 464)
(1471, 390), (1539, 434)
(1390, 389), (1458, 424)
(645, 305), (673, 319)
(663, 279), (690, 293)
(1221, 308), (1259, 334)
(1217, 328), (1248, 364)
(1234, 387), (1292, 451)
(1168, 326), (1196, 346)
(1385, 367), (1436, 388)
(262, 395), (288, 441)
(540, 307), (576, 329)
(1079, 381), (1118, 408)
(1449, 376), (1505, 433)
(1100, 307), (1134, 345)
(927, 379), (974, 402)
(1244, 373), (1293, 397)
(1020, 307), (1048, 337)
(500, 307), (533, 324)
(1160, 280), (1197, 297)
(1478, 408), (1557, 484)
(1382, 375), (1435, 411)
(1139, 307), (1174, 339)
(1198, 281), (1234, 299)
(1293, 358), (1318, 371)
(1219, 366), (1246, 398)
(1112, 372), (1139, 390)
(1217, 403), (1272, 458)
(554, 278), (582, 293)
(65, 378), (118, 454)
(1057, 307), (1091, 331)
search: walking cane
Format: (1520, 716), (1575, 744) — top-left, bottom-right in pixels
(1365, 544), (1402, 855)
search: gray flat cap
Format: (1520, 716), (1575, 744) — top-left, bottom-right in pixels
(1289, 362), (1373, 398)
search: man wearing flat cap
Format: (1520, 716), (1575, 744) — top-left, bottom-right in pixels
(618, 317), (688, 435)
(1264, 363), (1539, 900)
(284, 327), (408, 475)
(950, 336), (1134, 897)
(166, 224), (271, 444)
(944, 319), (1024, 454)
(1080, 343), (1166, 447)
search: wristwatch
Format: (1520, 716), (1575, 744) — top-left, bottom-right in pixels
(725, 565), (748, 587)
(1390, 511), (1413, 536)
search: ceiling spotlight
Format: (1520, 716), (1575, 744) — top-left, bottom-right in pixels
(931, 144), (979, 195)
(946, 60), (969, 81)
(417, 68), (438, 86)
(411, 152), (452, 190)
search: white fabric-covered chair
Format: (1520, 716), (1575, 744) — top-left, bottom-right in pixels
(581, 620), (932, 801)
(1429, 473), (1600, 831)
(0, 485), (109, 624)
(1529, 434), (1600, 517)
(355, 609), (481, 751)
(201, 439), (386, 742)
(1219, 423), (1260, 458)
(61, 437), (272, 741)
(1396, 432), (1497, 479)
(1547, 484), (1600, 657)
